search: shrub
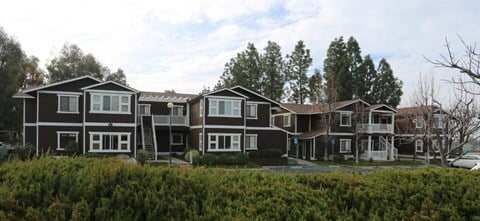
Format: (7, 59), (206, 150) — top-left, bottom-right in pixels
(249, 148), (283, 159)
(136, 149), (149, 165)
(232, 153), (249, 165)
(184, 149), (200, 162)
(10, 143), (35, 160)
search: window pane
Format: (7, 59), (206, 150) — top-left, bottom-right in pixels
(68, 97), (77, 112)
(60, 96), (68, 111)
(121, 104), (128, 112)
(93, 134), (100, 141)
(103, 96), (111, 111)
(93, 95), (100, 103)
(112, 135), (119, 150)
(60, 133), (77, 149)
(121, 143), (128, 150)
(121, 96), (129, 103)
(219, 101), (225, 115)
(225, 136), (231, 149)
(219, 136), (225, 149)
(92, 143), (100, 150)
(121, 135), (128, 141)
(103, 135), (111, 150)
(112, 96), (119, 112)
(224, 101), (231, 115)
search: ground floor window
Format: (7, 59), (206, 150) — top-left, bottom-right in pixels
(208, 133), (241, 151)
(415, 140), (423, 152)
(245, 134), (257, 150)
(339, 139), (351, 153)
(57, 131), (79, 150)
(90, 132), (130, 152)
(172, 134), (183, 145)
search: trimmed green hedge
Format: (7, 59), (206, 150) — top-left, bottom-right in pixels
(0, 157), (479, 220)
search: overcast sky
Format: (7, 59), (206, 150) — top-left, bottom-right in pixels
(1, 0), (478, 106)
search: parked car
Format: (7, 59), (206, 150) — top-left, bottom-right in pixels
(0, 142), (13, 155)
(451, 154), (480, 169)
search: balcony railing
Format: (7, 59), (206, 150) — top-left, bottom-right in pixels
(356, 123), (393, 133)
(153, 115), (187, 126)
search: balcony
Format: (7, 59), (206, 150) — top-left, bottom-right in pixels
(356, 123), (393, 134)
(153, 115), (188, 126)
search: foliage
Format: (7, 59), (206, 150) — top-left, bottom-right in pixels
(261, 41), (285, 101)
(194, 153), (249, 166)
(0, 158), (479, 220)
(308, 68), (323, 103)
(371, 58), (403, 108)
(324, 36), (349, 101)
(136, 149), (149, 165)
(184, 149), (200, 162)
(10, 144), (35, 160)
(63, 141), (81, 156)
(249, 148), (283, 159)
(285, 40), (312, 104)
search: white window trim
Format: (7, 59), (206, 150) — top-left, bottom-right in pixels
(56, 131), (79, 150)
(172, 133), (184, 145)
(199, 133), (203, 151)
(434, 114), (444, 129)
(90, 93), (132, 114)
(415, 118), (424, 129)
(246, 103), (258, 119)
(339, 139), (351, 153)
(172, 105), (184, 116)
(88, 132), (131, 152)
(284, 114), (291, 127)
(138, 104), (151, 116)
(245, 134), (258, 150)
(340, 112), (352, 127)
(415, 140), (423, 152)
(207, 133), (241, 152)
(208, 99), (242, 118)
(57, 94), (80, 114)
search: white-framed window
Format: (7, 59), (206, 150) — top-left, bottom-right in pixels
(339, 139), (351, 153)
(199, 100), (204, 117)
(208, 133), (241, 152)
(199, 133), (203, 151)
(57, 95), (79, 113)
(172, 106), (183, 116)
(284, 114), (291, 127)
(91, 93), (131, 114)
(89, 132), (130, 152)
(139, 104), (151, 116)
(57, 131), (79, 150)
(208, 99), (241, 117)
(434, 114), (444, 128)
(246, 103), (257, 119)
(432, 140), (442, 153)
(245, 134), (258, 150)
(415, 118), (424, 128)
(415, 140), (423, 152)
(172, 134), (183, 145)
(340, 112), (351, 127)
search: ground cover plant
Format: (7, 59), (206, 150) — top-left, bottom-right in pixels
(0, 157), (478, 220)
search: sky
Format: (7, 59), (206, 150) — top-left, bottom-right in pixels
(1, 0), (479, 107)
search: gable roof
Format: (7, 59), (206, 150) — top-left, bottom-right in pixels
(203, 88), (249, 98)
(12, 92), (35, 99)
(22, 76), (102, 93)
(139, 91), (198, 102)
(396, 105), (439, 116)
(229, 86), (281, 106)
(282, 99), (370, 114)
(81, 81), (139, 93)
(366, 104), (397, 113)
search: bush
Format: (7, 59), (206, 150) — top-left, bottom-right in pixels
(193, 153), (250, 166)
(136, 149), (149, 165)
(10, 144), (35, 160)
(249, 148), (283, 159)
(184, 149), (200, 162)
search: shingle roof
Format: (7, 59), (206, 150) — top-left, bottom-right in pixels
(396, 105), (436, 115)
(282, 99), (367, 114)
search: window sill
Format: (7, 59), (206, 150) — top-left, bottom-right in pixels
(246, 117), (258, 120)
(90, 111), (132, 115)
(208, 115), (242, 118)
(57, 111), (80, 114)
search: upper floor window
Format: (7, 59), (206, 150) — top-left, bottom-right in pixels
(91, 93), (130, 114)
(172, 106), (183, 116)
(139, 104), (151, 116)
(246, 103), (257, 119)
(284, 114), (291, 127)
(434, 114), (444, 128)
(340, 112), (351, 127)
(415, 140), (423, 152)
(415, 118), (424, 128)
(58, 95), (79, 113)
(209, 99), (241, 117)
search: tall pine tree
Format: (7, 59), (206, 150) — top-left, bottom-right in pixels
(285, 40), (312, 104)
(360, 55), (377, 103)
(347, 37), (365, 99)
(371, 59), (403, 108)
(308, 68), (323, 104)
(323, 37), (349, 102)
(261, 41), (285, 100)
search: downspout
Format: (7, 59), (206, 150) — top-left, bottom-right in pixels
(36, 91), (39, 156)
(83, 90), (86, 155)
(23, 98), (25, 146)
(202, 97), (206, 155)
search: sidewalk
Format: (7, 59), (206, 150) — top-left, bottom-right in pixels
(149, 157), (191, 167)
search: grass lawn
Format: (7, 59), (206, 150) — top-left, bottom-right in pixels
(313, 159), (426, 167)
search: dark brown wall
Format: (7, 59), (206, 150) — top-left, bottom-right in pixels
(47, 78), (100, 92)
(246, 103), (270, 127)
(38, 126), (82, 154)
(154, 128), (188, 152)
(204, 97), (244, 125)
(189, 100), (202, 126)
(38, 93), (83, 122)
(246, 129), (287, 152)
(207, 90), (242, 97)
(189, 128), (202, 150)
(143, 101), (187, 116)
(296, 115), (310, 132)
(310, 114), (327, 131)
(274, 114), (295, 133)
(25, 98), (37, 123)
(25, 126), (36, 146)
(85, 92), (136, 123)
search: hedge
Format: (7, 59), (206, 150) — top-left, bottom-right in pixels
(0, 157), (479, 220)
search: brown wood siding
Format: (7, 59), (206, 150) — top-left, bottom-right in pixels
(38, 126), (82, 155)
(189, 100), (202, 126)
(46, 78), (100, 91)
(274, 114), (295, 133)
(154, 128), (188, 152)
(38, 93), (83, 122)
(144, 101), (187, 116)
(25, 126), (36, 146)
(310, 114), (327, 131)
(246, 129), (287, 153)
(84, 92), (136, 123)
(246, 103), (270, 127)
(330, 112), (354, 133)
(190, 128), (202, 150)
(84, 126), (136, 154)
(296, 115), (310, 132)
(25, 98), (37, 123)
(204, 98), (244, 125)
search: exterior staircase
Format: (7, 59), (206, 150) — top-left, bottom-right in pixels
(140, 115), (157, 160)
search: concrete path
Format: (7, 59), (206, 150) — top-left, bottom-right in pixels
(149, 157), (191, 167)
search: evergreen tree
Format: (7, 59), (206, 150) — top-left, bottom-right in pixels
(361, 55), (377, 103)
(285, 40), (312, 104)
(347, 37), (364, 99)
(105, 68), (127, 85)
(323, 37), (349, 101)
(371, 59), (403, 108)
(261, 41), (285, 100)
(308, 68), (323, 104)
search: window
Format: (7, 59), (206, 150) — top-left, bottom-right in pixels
(91, 94), (130, 114)
(415, 140), (423, 152)
(139, 104), (151, 115)
(246, 103), (257, 118)
(209, 99), (241, 117)
(208, 134), (241, 151)
(172, 134), (183, 145)
(340, 112), (351, 126)
(434, 115), (444, 128)
(432, 140), (441, 153)
(199, 133), (203, 151)
(340, 139), (351, 153)
(284, 114), (291, 127)
(245, 134), (257, 150)
(57, 131), (79, 150)
(89, 132), (130, 152)
(58, 95), (78, 113)
(172, 106), (183, 116)
(415, 118), (424, 128)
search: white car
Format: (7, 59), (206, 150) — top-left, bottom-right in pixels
(452, 154), (480, 169)
(0, 142), (13, 155)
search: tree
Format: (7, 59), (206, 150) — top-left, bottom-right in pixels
(0, 27), (26, 132)
(347, 37), (363, 100)
(285, 40), (312, 104)
(360, 55), (377, 103)
(23, 56), (45, 88)
(164, 89), (176, 93)
(216, 43), (262, 91)
(308, 68), (323, 104)
(324, 37), (348, 102)
(105, 68), (127, 85)
(370, 59), (403, 108)
(261, 41), (285, 100)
